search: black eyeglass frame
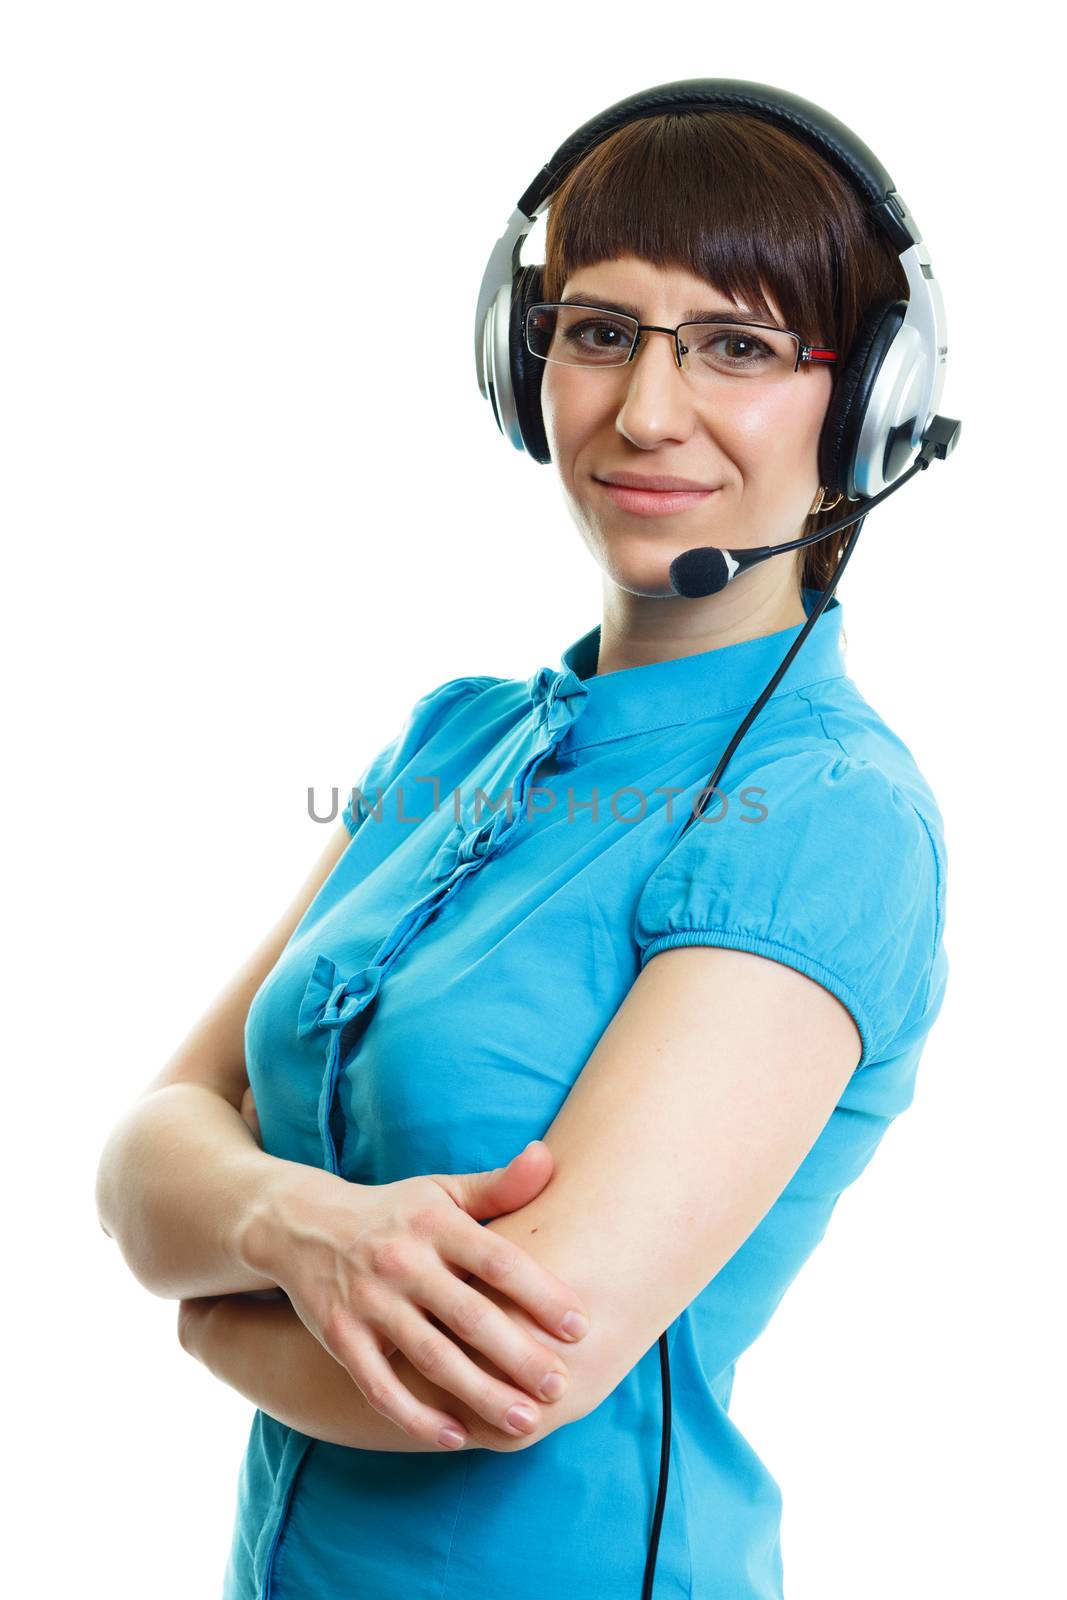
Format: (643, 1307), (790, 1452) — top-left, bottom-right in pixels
(524, 301), (838, 375)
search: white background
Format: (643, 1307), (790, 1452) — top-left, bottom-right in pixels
(3, 3), (1062, 1596)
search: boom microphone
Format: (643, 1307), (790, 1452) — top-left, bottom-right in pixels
(668, 417), (961, 599)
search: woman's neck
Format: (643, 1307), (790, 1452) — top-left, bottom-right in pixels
(594, 573), (808, 677)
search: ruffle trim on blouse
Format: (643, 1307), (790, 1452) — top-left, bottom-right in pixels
(296, 953), (386, 1174)
(297, 662), (590, 1174)
(427, 665), (590, 882)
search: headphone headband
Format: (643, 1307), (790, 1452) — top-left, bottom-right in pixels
(515, 78), (920, 252)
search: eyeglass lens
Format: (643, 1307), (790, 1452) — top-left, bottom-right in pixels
(525, 303), (801, 381)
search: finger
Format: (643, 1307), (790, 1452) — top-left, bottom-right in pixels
(325, 1322), (472, 1453)
(469, 1140), (554, 1214)
(239, 1087), (262, 1144)
(384, 1302), (544, 1442)
(434, 1140), (553, 1222)
(445, 1219), (590, 1344)
(417, 1265), (573, 1408)
(177, 1294), (223, 1353)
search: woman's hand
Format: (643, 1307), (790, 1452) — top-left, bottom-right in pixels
(238, 1085), (261, 1146)
(176, 1293), (226, 1357)
(232, 1089), (591, 1450)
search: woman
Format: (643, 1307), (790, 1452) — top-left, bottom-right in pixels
(96, 100), (949, 1599)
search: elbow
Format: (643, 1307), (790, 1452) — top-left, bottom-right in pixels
(452, 1389), (588, 1456)
(93, 1133), (122, 1245)
(504, 1385), (592, 1452)
(94, 1123), (138, 1259)
(93, 1128), (166, 1298)
(514, 1337), (627, 1450)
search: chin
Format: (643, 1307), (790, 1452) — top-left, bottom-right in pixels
(595, 551), (687, 600)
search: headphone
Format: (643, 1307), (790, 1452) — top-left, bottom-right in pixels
(473, 78), (960, 1598)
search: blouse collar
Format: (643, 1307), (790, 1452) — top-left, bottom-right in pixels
(540, 587), (847, 751)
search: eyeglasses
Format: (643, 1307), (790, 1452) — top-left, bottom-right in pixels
(524, 302), (837, 384)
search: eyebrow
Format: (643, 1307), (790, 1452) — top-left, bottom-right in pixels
(561, 293), (785, 328)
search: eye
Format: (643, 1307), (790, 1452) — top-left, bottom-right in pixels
(698, 330), (773, 364)
(680, 323), (794, 376)
(563, 317), (634, 357)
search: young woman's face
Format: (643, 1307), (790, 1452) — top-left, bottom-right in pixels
(540, 253), (834, 600)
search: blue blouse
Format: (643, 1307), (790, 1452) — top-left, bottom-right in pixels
(223, 587), (948, 1600)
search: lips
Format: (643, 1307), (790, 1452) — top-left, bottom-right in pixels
(596, 474), (720, 492)
(596, 478), (722, 518)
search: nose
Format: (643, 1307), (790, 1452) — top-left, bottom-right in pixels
(615, 327), (696, 445)
(631, 326), (683, 370)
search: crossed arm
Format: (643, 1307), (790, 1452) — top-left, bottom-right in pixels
(180, 1284), (533, 1453)
(182, 943), (862, 1453)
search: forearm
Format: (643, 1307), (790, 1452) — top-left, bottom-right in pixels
(95, 1083), (294, 1300)
(185, 1295), (515, 1454)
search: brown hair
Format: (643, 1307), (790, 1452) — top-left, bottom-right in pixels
(540, 109), (908, 599)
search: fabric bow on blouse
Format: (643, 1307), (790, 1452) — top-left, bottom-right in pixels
(296, 953), (385, 1173)
(528, 663), (590, 739)
(429, 805), (509, 882)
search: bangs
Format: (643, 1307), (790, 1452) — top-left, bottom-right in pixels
(541, 110), (904, 355)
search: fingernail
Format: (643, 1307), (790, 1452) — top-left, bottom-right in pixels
(438, 1425), (466, 1450)
(561, 1311), (589, 1340)
(540, 1371), (567, 1400)
(506, 1405), (538, 1434)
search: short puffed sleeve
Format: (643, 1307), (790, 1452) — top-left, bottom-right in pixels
(633, 750), (946, 1069)
(341, 675), (498, 836)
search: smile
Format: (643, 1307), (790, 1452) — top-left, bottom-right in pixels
(595, 480), (722, 517)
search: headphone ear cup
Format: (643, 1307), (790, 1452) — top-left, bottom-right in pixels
(819, 299), (907, 499)
(510, 264), (551, 464)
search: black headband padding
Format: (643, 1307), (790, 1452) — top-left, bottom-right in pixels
(517, 77), (902, 237)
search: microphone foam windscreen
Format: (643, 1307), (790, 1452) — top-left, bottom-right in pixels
(669, 546), (730, 598)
